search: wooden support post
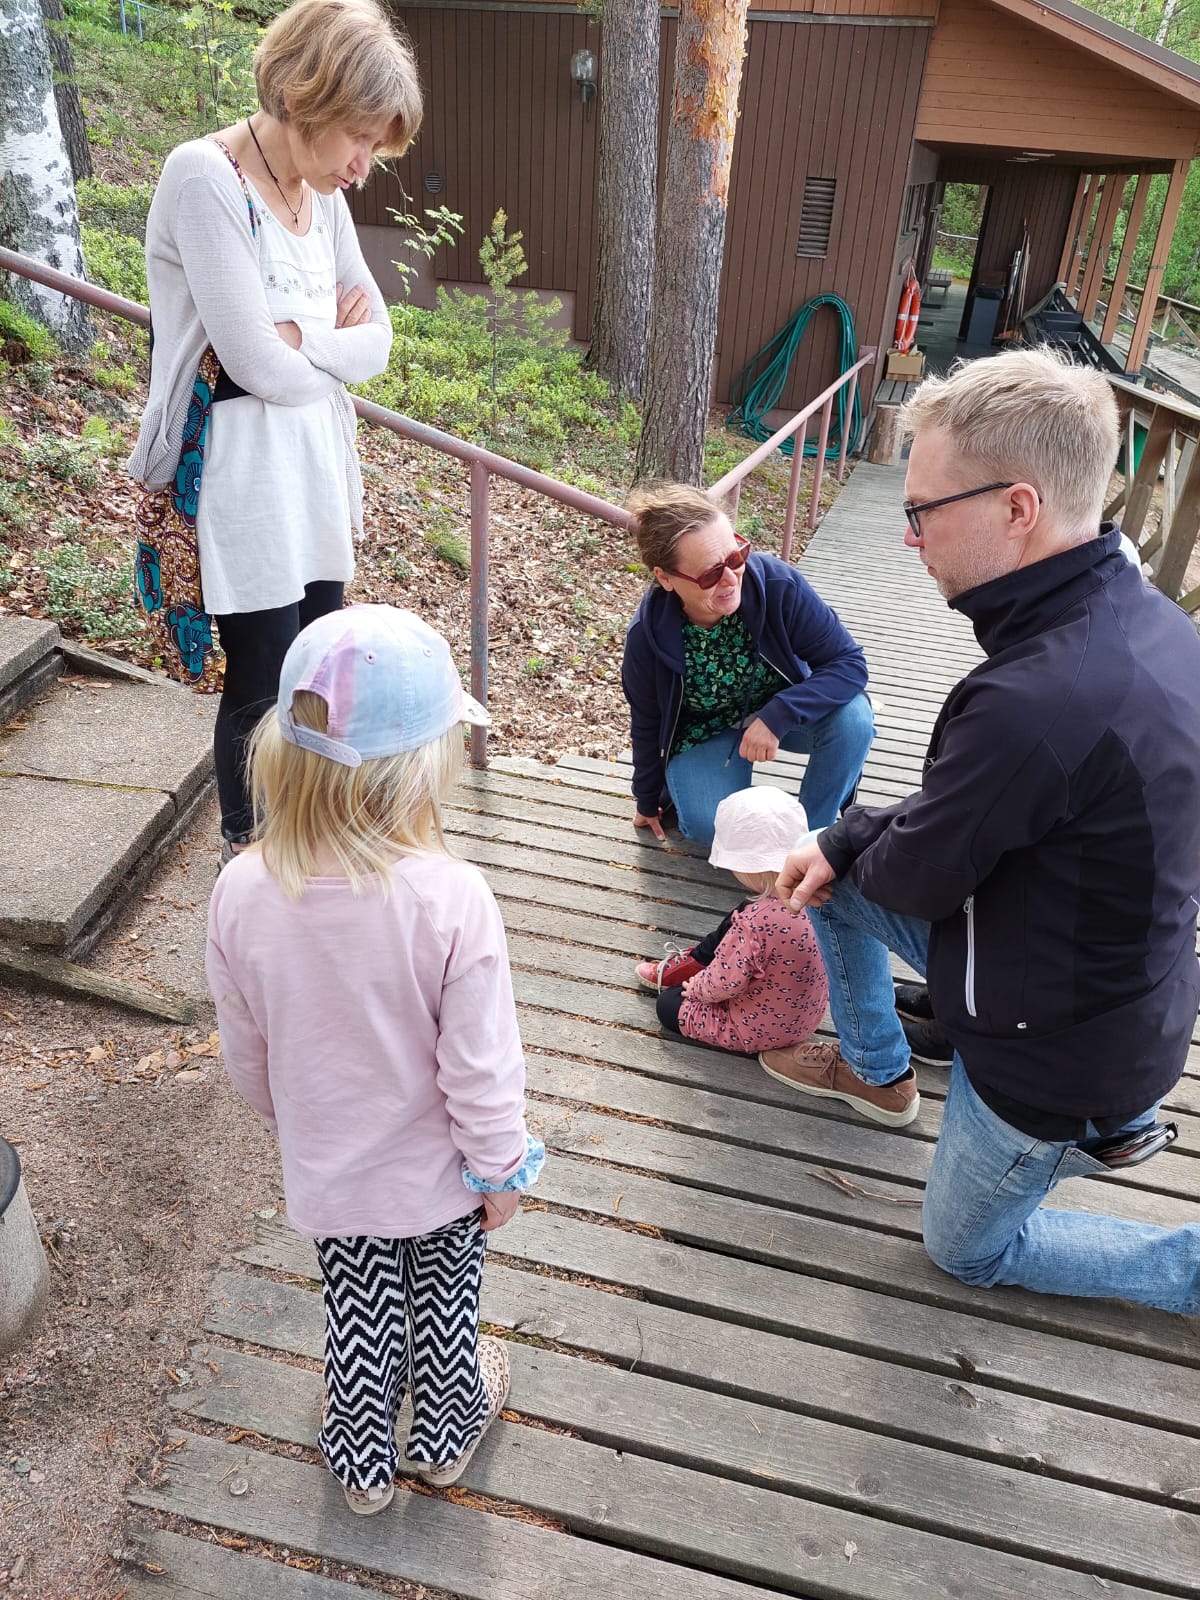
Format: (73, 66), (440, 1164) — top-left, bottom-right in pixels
(1123, 405), (1176, 543)
(1156, 442), (1200, 602)
(1126, 160), (1189, 374)
(867, 405), (904, 467)
(1067, 177), (1102, 302)
(1058, 172), (1090, 285)
(1100, 174), (1151, 346)
(1078, 175), (1126, 324)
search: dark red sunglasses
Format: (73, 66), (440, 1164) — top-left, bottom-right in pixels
(661, 534), (751, 591)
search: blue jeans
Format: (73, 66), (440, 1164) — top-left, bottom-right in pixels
(666, 691), (875, 846)
(809, 875), (1200, 1314)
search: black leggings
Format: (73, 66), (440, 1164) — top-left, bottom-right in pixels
(214, 581), (344, 840)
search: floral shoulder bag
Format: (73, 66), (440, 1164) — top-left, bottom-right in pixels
(133, 139), (259, 694)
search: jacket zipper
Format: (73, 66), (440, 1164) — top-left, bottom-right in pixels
(662, 678), (683, 766)
(964, 894), (977, 1018)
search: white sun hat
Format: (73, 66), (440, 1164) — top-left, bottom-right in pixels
(709, 785), (815, 873)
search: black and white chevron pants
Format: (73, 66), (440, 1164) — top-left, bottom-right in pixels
(315, 1210), (487, 1489)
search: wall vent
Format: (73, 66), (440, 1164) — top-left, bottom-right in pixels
(796, 176), (837, 259)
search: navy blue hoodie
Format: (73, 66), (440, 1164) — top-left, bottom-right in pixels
(621, 553), (868, 817)
(820, 529), (1200, 1124)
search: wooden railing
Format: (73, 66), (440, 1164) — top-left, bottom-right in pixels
(1105, 375), (1200, 613)
(0, 245), (871, 759)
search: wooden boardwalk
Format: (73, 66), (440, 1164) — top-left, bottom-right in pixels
(124, 465), (1200, 1600)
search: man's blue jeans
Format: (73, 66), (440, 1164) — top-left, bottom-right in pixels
(808, 875), (1199, 1314)
(666, 691), (875, 846)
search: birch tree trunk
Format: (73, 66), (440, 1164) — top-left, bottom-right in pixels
(587, 0), (659, 401)
(0, 0), (92, 353)
(634, 0), (748, 484)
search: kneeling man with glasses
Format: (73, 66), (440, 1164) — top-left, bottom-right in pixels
(763, 346), (1200, 1315)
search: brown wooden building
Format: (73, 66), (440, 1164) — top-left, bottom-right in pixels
(349, 0), (1200, 410)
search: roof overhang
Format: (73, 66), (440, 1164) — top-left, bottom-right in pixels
(980, 0), (1200, 112)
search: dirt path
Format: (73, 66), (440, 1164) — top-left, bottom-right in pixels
(0, 795), (283, 1600)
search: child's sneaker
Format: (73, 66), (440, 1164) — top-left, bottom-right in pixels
(635, 943), (704, 991)
(419, 1337), (510, 1488)
(342, 1479), (395, 1516)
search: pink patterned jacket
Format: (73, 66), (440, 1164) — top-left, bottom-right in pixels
(678, 897), (828, 1055)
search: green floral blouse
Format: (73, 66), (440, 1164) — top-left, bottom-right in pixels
(673, 613), (787, 756)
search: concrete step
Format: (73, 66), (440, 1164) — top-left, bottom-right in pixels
(0, 616), (62, 726)
(0, 674), (216, 955)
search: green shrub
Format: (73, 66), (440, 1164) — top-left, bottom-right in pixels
(24, 432), (103, 489)
(81, 225), (148, 306)
(77, 177), (154, 241)
(0, 299), (60, 365)
(39, 541), (143, 642)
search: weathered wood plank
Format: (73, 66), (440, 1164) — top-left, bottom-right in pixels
(241, 1215), (1200, 1422)
(207, 1266), (1200, 1505)
(131, 1431), (778, 1600)
(123, 1528), (366, 1600)
(172, 1339), (1200, 1592)
(527, 1090), (1200, 1235)
(481, 864), (718, 942)
(459, 836), (735, 915)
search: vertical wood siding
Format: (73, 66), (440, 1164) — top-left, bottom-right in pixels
(355, 10), (929, 403)
(918, 0), (1199, 160)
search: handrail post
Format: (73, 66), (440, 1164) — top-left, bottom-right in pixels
(809, 397), (832, 531)
(469, 459), (490, 769)
(780, 435), (805, 564)
(836, 368), (860, 482)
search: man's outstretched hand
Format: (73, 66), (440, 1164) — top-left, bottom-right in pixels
(775, 837), (836, 910)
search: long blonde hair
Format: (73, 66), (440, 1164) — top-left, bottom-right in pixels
(248, 690), (463, 899)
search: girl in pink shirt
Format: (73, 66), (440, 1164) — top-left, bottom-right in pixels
(206, 606), (543, 1516)
(638, 787), (829, 1054)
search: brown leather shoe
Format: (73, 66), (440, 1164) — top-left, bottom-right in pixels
(759, 1040), (919, 1127)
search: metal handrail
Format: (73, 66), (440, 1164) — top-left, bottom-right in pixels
(1, 245), (872, 761)
(709, 348), (875, 562)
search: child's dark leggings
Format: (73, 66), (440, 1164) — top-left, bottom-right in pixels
(315, 1210), (488, 1490)
(214, 580), (344, 841)
(655, 906), (742, 1034)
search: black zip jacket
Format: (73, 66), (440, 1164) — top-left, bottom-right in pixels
(819, 528), (1200, 1124)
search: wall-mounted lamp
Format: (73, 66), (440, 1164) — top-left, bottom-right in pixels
(570, 48), (597, 106)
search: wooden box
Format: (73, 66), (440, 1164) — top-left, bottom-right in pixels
(885, 349), (926, 381)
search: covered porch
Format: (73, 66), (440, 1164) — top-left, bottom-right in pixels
(897, 0), (1200, 385)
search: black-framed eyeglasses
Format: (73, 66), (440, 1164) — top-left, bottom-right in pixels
(661, 534), (751, 591)
(902, 482), (1016, 539)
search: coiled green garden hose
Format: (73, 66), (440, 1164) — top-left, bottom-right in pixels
(726, 293), (863, 460)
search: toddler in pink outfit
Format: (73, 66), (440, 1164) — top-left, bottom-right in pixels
(639, 786), (829, 1054)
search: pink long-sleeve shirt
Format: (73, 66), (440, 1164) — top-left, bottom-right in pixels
(678, 897), (829, 1054)
(206, 850), (530, 1239)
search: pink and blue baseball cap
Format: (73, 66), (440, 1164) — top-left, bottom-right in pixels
(276, 605), (490, 768)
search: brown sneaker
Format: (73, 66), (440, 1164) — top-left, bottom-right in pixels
(418, 1336), (510, 1488)
(759, 1040), (919, 1126)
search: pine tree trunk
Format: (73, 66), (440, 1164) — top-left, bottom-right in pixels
(635, 0), (749, 485)
(587, 0), (659, 401)
(41, 0), (93, 183)
(0, 0), (93, 354)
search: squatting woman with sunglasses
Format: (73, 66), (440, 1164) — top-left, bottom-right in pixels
(621, 484), (875, 848)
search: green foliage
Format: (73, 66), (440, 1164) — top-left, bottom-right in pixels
(24, 432), (103, 490)
(0, 482), (33, 537)
(932, 183), (984, 278)
(0, 300), (60, 365)
(81, 226), (149, 307)
(38, 541), (143, 641)
(77, 177), (154, 241)
(523, 654), (549, 677)
(389, 203), (465, 300)
(425, 520), (470, 569)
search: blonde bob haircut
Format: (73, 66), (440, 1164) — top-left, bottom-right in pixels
(247, 690), (463, 900)
(626, 482), (730, 575)
(901, 345), (1120, 534)
(254, 0), (423, 160)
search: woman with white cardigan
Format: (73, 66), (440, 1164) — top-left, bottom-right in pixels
(127, 0), (420, 861)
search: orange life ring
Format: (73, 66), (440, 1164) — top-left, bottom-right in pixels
(893, 275), (921, 354)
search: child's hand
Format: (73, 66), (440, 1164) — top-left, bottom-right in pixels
(480, 1191), (521, 1231)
